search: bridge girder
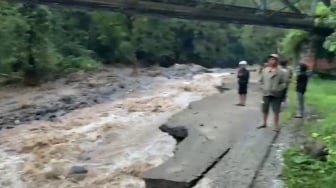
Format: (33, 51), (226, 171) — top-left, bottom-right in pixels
(11, 0), (325, 30)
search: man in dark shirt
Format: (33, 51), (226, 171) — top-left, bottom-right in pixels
(279, 60), (293, 105)
(236, 60), (250, 106)
(296, 63), (309, 118)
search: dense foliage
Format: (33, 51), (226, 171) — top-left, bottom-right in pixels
(0, 1), (285, 82)
(316, 3), (336, 53)
(280, 3), (336, 59)
(280, 29), (309, 58)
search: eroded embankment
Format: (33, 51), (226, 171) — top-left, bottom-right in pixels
(0, 65), (232, 188)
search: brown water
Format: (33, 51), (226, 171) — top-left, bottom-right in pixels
(0, 67), (232, 188)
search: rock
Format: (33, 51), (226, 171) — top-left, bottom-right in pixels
(119, 83), (125, 89)
(148, 70), (162, 77)
(49, 115), (57, 121)
(20, 102), (35, 109)
(159, 124), (188, 143)
(87, 81), (98, 88)
(34, 110), (45, 116)
(302, 140), (328, 161)
(68, 166), (88, 175)
(14, 120), (20, 125)
(93, 98), (100, 104)
(67, 166), (88, 182)
(60, 96), (74, 104)
(5, 125), (15, 129)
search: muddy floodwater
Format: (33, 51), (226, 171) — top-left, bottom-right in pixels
(0, 65), (233, 188)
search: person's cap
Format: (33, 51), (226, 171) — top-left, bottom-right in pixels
(239, 60), (248, 65)
(268, 53), (279, 59)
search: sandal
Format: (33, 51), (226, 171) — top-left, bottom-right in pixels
(257, 125), (267, 129)
(273, 128), (281, 133)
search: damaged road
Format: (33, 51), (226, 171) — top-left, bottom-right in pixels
(144, 81), (280, 188)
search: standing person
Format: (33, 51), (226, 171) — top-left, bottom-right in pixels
(295, 63), (309, 118)
(259, 57), (268, 75)
(258, 54), (286, 132)
(279, 60), (292, 106)
(236, 60), (250, 106)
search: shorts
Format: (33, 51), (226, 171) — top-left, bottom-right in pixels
(262, 96), (281, 114)
(238, 83), (248, 95)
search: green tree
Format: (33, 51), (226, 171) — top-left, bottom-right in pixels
(0, 1), (288, 83)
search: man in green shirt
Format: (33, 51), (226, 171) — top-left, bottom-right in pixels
(258, 54), (287, 132)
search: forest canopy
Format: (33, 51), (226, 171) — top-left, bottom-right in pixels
(0, 1), (286, 81)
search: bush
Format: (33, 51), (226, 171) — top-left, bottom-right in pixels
(60, 56), (100, 73)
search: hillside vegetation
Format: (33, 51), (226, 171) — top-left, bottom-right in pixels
(0, 1), (285, 83)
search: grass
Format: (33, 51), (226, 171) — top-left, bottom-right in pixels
(283, 78), (336, 188)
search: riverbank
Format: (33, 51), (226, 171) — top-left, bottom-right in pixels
(283, 78), (336, 188)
